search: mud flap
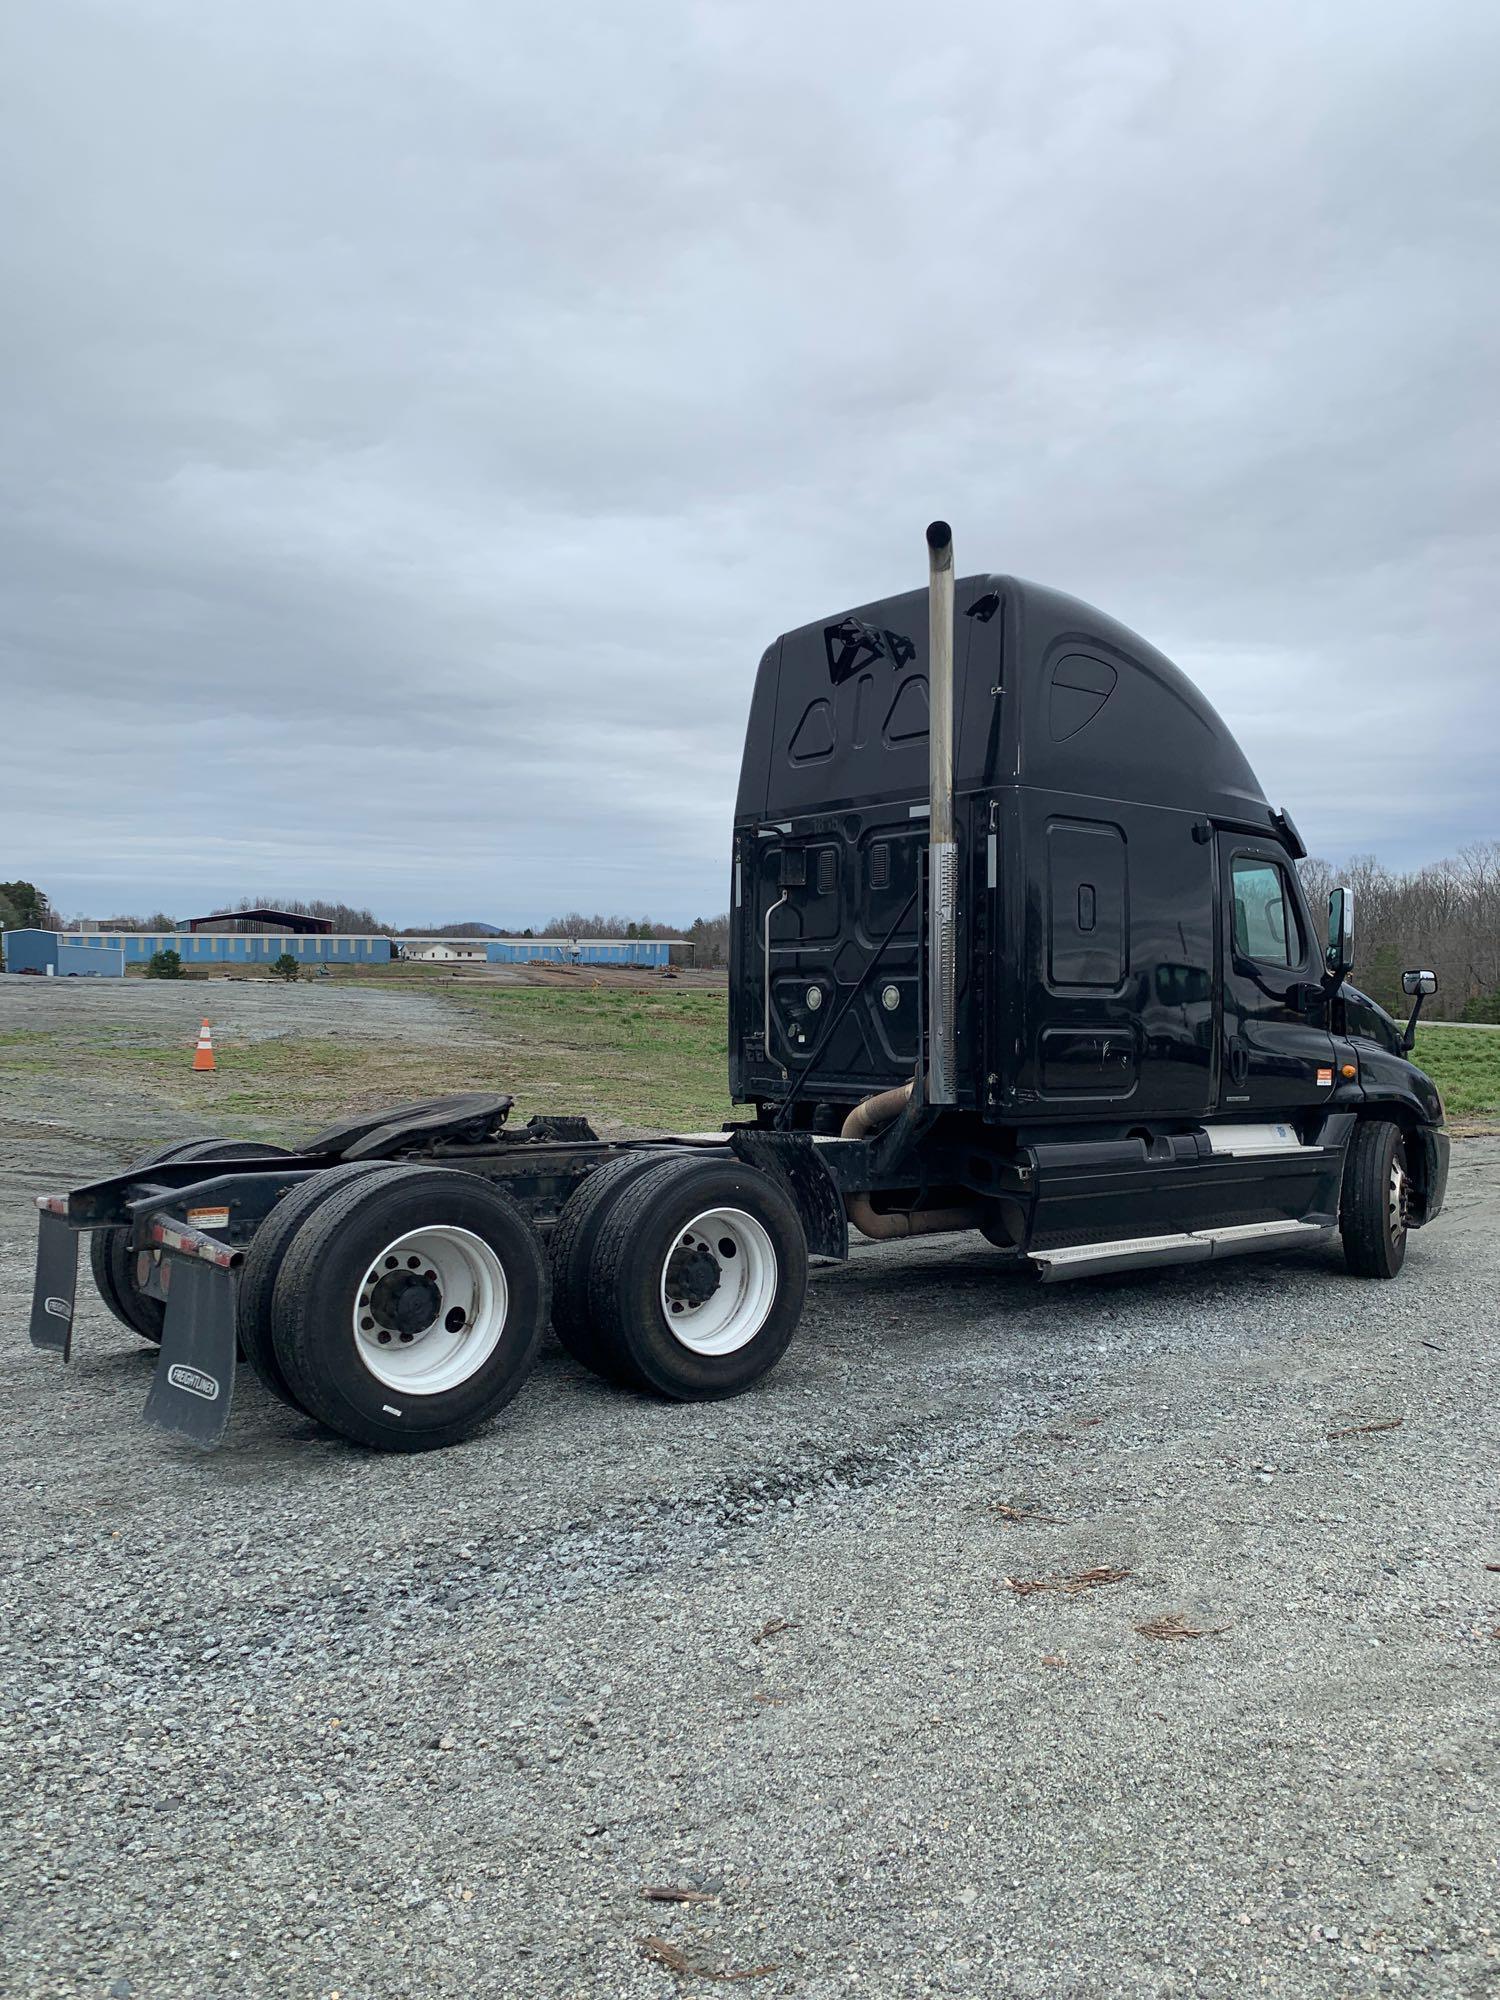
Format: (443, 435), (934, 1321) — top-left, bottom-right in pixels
(141, 1259), (238, 1449)
(29, 1207), (78, 1357)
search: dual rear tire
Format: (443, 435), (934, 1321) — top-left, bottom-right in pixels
(550, 1154), (808, 1400)
(244, 1164), (550, 1451)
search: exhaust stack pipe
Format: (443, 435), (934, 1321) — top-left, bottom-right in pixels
(925, 520), (957, 1106)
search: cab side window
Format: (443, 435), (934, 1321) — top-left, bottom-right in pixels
(1230, 857), (1299, 967)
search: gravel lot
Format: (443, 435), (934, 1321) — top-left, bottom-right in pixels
(2, 981), (1497, 1999)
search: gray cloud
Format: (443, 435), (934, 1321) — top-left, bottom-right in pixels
(2, 0), (1496, 924)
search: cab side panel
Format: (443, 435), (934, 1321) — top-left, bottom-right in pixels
(1001, 789), (1217, 1122)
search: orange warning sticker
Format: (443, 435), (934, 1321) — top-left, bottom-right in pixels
(186, 1205), (230, 1231)
(1316, 1067), (1333, 1088)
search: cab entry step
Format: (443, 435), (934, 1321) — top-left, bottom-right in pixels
(1031, 1217), (1332, 1282)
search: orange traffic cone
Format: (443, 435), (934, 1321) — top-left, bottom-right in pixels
(193, 1019), (216, 1072)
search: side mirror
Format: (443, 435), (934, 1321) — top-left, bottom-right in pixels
(1324, 888), (1355, 982)
(1399, 967), (1437, 1053)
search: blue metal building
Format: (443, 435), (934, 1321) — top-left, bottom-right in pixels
(3, 931), (127, 977)
(399, 937), (680, 967)
(2, 928), (392, 972)
(480, 938), (675, 967)
(4, 928), (678, 976)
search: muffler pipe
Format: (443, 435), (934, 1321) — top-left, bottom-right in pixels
(925, 520), (957, 1106)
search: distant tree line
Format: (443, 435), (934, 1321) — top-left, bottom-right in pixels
(68, 910), (179, 933)
(42, 894), (391, 935)
(0, 880), (56, 931)
(684, 914), (730, 967)
(209, 894), (390, 934)
(1300, 843), (1500, 1021)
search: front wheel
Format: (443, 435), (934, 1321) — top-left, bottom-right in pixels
(1340, 1118), (1410, 1279)
(586, 1156), (808, 1399)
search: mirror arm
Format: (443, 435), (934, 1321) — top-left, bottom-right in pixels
(1401, 992), (1427, 1054)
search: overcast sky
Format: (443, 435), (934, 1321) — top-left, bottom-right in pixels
(2, 1), (1496, 927)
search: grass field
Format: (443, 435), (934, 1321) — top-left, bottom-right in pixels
(1412, 1025), (1500, 1119)
(0, 981), (738, 1138)
(133, 1005), (734, 1132)
(3, 982), (1496, 1145)
(146, 989), (735, 1131)
(455, 984), (732, 1128)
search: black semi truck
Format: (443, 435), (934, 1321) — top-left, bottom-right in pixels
(28, 525), (1450, 1451)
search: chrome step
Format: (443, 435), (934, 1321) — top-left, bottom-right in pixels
(1200, 1121), (1310, 1158)
(1030, 1218), (1331, 1283)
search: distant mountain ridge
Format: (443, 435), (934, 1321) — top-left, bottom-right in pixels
(410, 921), (504, 937)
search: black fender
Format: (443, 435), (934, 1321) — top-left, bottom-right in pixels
(727, 1129), (849, 1261)
(1409, 1125), (1451, 1225)
(1321, 1069), (1450, 1228)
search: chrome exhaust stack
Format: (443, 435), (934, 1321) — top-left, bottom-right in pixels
(833, 520), (972, 1228)
(925, 520), (957, 1106)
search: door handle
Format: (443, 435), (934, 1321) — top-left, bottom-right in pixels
(1228, 1040), (1249, 1086)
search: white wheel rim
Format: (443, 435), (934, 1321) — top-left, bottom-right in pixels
(1389, 1157), (1409, 1239)
(658, 1206), (778, 1357)
(352, 1225), (508, 1394)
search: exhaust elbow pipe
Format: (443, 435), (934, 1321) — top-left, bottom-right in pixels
(840, 1083), (979, 1240)
(925, 521), (957, 1106)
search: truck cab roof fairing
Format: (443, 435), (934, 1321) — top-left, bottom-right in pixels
(736, 573), (1273, 833)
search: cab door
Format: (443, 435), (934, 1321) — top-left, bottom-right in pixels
(1217, 836), (1336, 1114)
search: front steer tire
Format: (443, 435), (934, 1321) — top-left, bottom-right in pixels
(90, 1137), (289, 1343)
(268, 1164), (550, 1451)
(585, 1155), (808, 1400)
(1340, 1117), (1410, 1279)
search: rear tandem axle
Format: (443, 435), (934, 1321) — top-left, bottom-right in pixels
(27, 1092), (864, 1451)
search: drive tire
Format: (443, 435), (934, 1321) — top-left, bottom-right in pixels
(237, 1163), (392, 1412)
(586, 1156), (808, 1400)
(91, 1137), (288, 1342)
(549, 1154), (666, 1384)
(268, 1164), (549, 1451)
(1340, 1117), (1410, 1279)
